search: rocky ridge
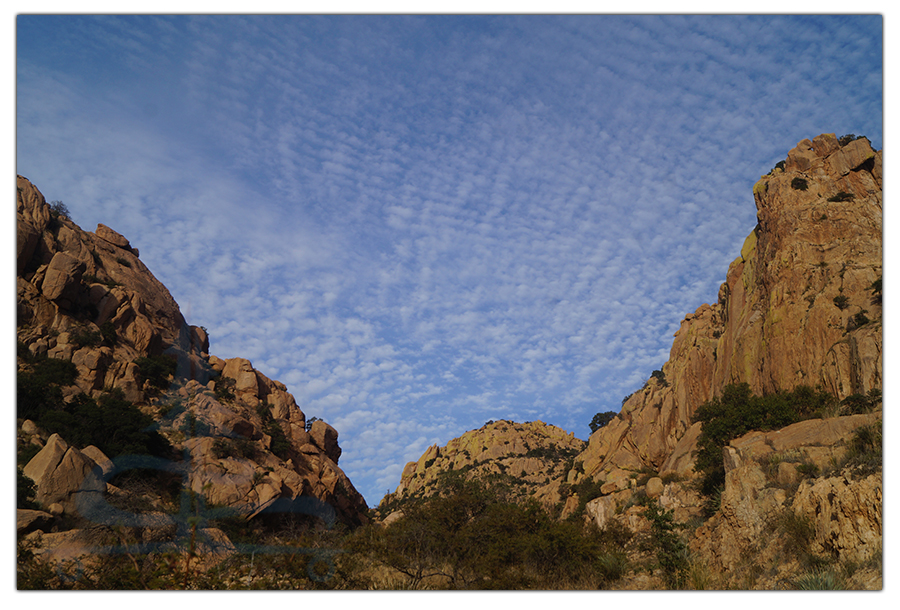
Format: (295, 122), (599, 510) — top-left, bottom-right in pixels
(380, 420), (585, 513)
(17, 175), (369, 562)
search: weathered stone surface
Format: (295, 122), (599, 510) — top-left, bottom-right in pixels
(792, 470), (882, 563)
(728, 413), (879, 471)
(23, 434), (104, 514)
(40, 252), (85, 302)
(382, 511), (404, 527)
(17, 175), (52, 274)
(645, 477), (664, 498)
(175, 362), (368, 526)
(691, 448), (788, 572)
(585, 493), (624, 530)
(80, 446), (114, 477)
(16, 176), (202, 404)
(17, 509), (55, 535)
(382, 420), (586, 510)
(95, 223), (131, 249)
(310, 420), (342, 464)
(15, 175), (372, 531)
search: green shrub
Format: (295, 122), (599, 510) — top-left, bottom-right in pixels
(17, 356), (78, 421)
(17, 442), (42, 467)
(212, 437), (258, 461)
(70, 327), (102, 348)
(267, 421), (291, 460)
(792, 569), (846, 590)
(869, 277), (882, 305)
(214, 376), (236, 402)
(356, 476), (617, 589)
(833, 295), (850, 310)
(791, 177), (809, 191)
(693, 383), (836, 497)
(645, 501), (688, 589)
(843, 423), (882, 473)
(651, 369), (669, 386)
(100, 321), (117, 345)
(772, 509), (816, 563)
(660, 472), (683, 484)
(827, 191), (854, 202)
(33, 389), (171, 458)
(589, 411), (617, 434)
(17, 467), (39, 509)
(838, 134), (867, 147)
(796, 462), (820, 478)
(48, 200), (70, 219)
(135, 354), (177, 389)
(850, 310), (870, 329)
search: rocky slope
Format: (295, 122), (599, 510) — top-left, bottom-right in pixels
(379, 420), (585, 514)
(16, 175), (369, 559)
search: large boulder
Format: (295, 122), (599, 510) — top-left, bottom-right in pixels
(309, 420), (342, 464)
(95, 223), (132, 250)
(23, 434), (105, 515)
(40, 252), (86, 303)
(17, 509), (55, 536)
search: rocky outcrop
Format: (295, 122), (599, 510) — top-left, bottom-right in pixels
(376, 134), (882, 590)
(16, 176), (370, 533)
(381, 420), (585, 511)
(573, 134), (881, 486)
(17, 509), (55, 536)
(691, 413), (881, 575)
(23, 434), (105, 515)
(17, 175), (205, 401)
(164, 362), (368, 525)
(792, 470), (881, 563)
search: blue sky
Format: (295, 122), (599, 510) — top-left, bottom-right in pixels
(15, 14), (883, 505)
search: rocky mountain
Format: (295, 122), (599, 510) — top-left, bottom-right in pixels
(16, 174), (369, 565)
(575, 133), (881, 487)
(377, 133), (882, 589)
(379, 419), (585, 515)
(16, 132), (882, 589)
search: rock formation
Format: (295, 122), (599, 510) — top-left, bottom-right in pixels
(379, 134), (882, 589)
(575, 133), (881, 485)
(16, 174), (369, 556)
(380, 419), (585, 513)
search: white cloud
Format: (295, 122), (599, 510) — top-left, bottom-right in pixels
(16, 15), (883, 505)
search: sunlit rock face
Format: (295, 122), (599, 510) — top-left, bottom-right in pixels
(574, 134), (882, 484)
(381, 419), (587, 511)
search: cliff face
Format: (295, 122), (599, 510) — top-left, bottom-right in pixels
(16, 175), (368, 529)
(578, 133), (882, 483)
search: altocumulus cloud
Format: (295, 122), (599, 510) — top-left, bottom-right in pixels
(16, 14), (882, 504)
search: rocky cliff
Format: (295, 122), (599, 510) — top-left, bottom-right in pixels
(577, 133), (882, 486)
(377, 134), (882, 589)
(16, 174), (369, 551)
